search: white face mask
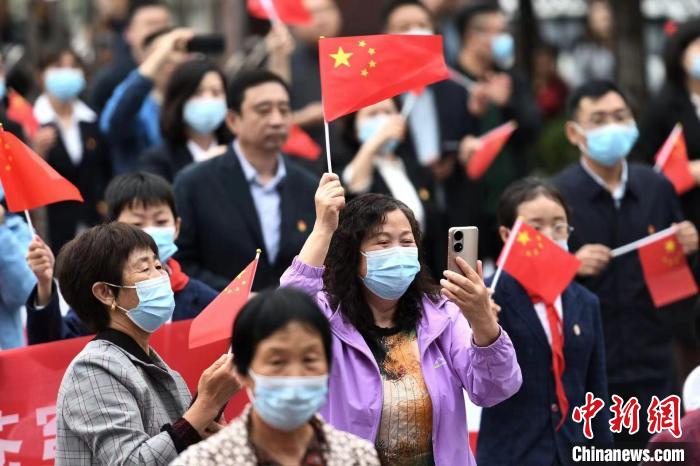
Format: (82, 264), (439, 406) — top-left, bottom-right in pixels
(555, 239), (569, 252)
(403, 27), (433, 36)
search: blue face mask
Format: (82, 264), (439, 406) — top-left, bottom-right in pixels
(357, 114), (399, 155)
(0, 78), (6, 100)
(689, 55), (700, 80)
(143, 226), (178, 262)
(362, 246), (420, 300)
(579, 122), (639, 167)
(491, 33), (514, 68)
(555, 239), (569, 251)
(183, 98), (227, 135)
(106, 274), (175, 333)
(45, 68), (86, 102)
(250, 371), (328, 432)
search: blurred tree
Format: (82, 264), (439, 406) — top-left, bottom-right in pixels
(611, 0), (647, 112)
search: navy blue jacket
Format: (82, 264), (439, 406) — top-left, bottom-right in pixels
(553, 162), (695, 385)
(26, 275), (217, 345)
(478, 273), (612, 465)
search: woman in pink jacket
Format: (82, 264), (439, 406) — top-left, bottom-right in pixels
(280, 173), (522, 466)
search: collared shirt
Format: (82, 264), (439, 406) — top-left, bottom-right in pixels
(233, 140), (286, 264)
(533, 296), (563, 346)
(187, 139), (219, 163)
(34, 94), (97, 165)
(580, 158), (628, 208)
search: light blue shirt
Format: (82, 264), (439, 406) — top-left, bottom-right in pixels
(403, 88), (440, 166)
(234, 140), (286, 264)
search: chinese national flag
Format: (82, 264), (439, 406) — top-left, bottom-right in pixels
(466, 120), (517, 180)
(283, 124), (321, 160)
(654, 124), (695, 195)
(639, 231), (698, 307)
(319, 35), (449, 122)
(498, 220), (581, 303)
(247, 0), (311, 24)
(188, 255), (260, 348)
(6, 89), (39, 139)
(0, 127), (83, 212)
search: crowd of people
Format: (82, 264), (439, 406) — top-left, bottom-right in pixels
(1, 0), (700, 464)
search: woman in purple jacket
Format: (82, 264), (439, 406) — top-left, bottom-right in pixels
(280, 173), (522, 466)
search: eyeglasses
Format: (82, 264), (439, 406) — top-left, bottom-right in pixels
(530, 222), (574, 239)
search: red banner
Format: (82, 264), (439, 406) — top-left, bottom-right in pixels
(0, 319), (249, 465)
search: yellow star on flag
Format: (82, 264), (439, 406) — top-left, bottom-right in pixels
(517, 231), (531, 246)
(358, 40), (366, 47)
(330, 47), (353, 68)
(368, 48), (376, 56)
(361, 69), (368, 77)
(664, 240), (676, 253)
(369, 60), (376, 68)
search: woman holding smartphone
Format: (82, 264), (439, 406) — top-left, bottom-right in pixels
(279, 173), (522, 466)
(478, 177), (612, 465)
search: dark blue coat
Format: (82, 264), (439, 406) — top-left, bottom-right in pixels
(477, 273), (612, 465)
(26, 276), (217, 344)
(553, 162), (696, 386)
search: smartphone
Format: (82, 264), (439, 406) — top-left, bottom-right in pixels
(187, 35), (225, 54)
(447, 226), (478, 274)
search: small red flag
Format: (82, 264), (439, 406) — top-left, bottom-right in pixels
(247, 0), (311, 25)
(466, 120), (517, 180)
(6, 89), (39, 139)
(639, 230), (698, 307)
(188, 254), (260, 348)
(497, 220), (581, 304)
(654, 124), (695, 195)
(0, 127), (83, 212)
(283, 125), (321, 160)
(319, 34), (449, 122)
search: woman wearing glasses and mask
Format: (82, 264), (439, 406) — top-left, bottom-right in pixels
(278, 173), (522, 466)
(477, 178), (612, 466)
(54, 223), (240, 465)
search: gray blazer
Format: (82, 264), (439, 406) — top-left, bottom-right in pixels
(56, 330), (193, 465)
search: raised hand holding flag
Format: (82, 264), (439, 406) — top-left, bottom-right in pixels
(247, 0), (311, 25)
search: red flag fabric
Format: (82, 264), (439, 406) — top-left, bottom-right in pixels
(0, 128), (83, 212)
(466, 120), (517, 180)
(189, 255), (259, 348)
(638, 230), (698, 307)
(247, 0), (311, 24)
(283, 124), (321, 160)
(497, 220), (581, 304)
(0, 320), (249, 465)
(319, 34), (449, 122)
(654, 124), (695, 195)
(6, 89), (39, 139)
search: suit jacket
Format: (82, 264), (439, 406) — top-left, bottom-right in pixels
(553, 162), (696, 385)
(174, 145), (318, 291)
(140, 143), (195, 183)
(43, 120), (111, 251)
(478, 273), (612, 466)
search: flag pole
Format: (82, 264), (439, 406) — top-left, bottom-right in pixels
(23, 210), (35, 235)
(448, 67), (475, 91)
(611, 225), (678, 258)
(260, 0), (282, 25)
(489, 218), (523, 293)
(323, 119), (333, 173)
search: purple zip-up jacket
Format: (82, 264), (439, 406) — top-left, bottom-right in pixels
(280, 257), (523, 466)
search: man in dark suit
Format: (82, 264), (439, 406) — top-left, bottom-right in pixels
(554, 80), (699, 448)
(174, 70), (318, 291)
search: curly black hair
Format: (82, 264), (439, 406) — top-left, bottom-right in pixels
(323, 193), (440, 334)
